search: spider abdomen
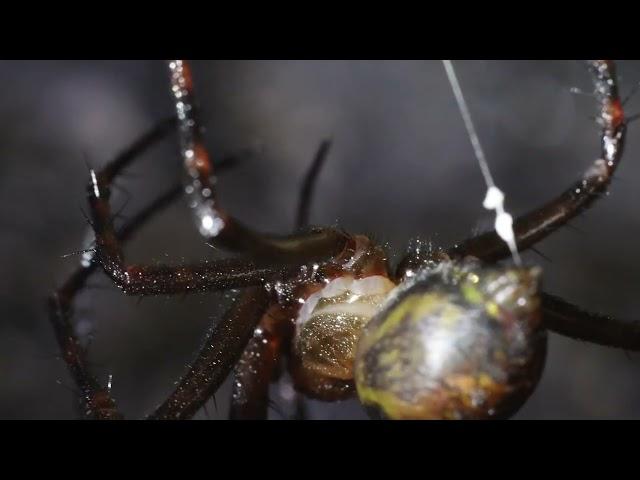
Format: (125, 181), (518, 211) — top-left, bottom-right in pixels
(354, 262), (547, 420)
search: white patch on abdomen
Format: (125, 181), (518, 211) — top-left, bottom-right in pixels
(294, 274), (398, 380)
(296, 275), (398, 332)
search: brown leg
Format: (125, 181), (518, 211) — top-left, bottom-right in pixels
(542, 293), (640, 351)
(443, 60), (626, 263)
(148, 287), (271, 420)
(228, 140), (333, 420)
(88, 154), (315, 296)
(49, 276), (123, 420)
(49, 185), (183, 419)
(167, 60), (348, 262)
(98, 117), (176, 184)
(229, 305), (293, 420)
(49, 122), (248, 419)
(295, 139), (332, 230)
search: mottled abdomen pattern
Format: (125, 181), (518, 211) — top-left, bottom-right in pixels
(355, 261), (547, 420)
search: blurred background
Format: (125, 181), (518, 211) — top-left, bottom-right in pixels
(2, 60), (640, 420)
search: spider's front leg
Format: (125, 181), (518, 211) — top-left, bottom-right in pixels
(86, 60), (351, 296)
(438, 60), (626, 264)
(87, 171), (310, 296)
(168, 60), (348, 263)
(431, 60), (640, 355)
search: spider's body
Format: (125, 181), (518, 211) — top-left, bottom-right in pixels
(49, 60), (638, 420)
(258, 234), (546, 418)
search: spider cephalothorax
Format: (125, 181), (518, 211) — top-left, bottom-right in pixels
(49, 60), (637, 420)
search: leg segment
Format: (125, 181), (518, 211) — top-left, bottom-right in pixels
(229, 304), (293, 420)
(49, 273), (123, 420)
(49, 185), (183, 419)
(98, 117), (176, 184)
(542, 293), (640, 351)
(445, 60), (626, 263)
(229, 140), (331, 420)
(89, 156), (306, 297)
(148, 287), (271, 420)
(229, 141), (333, 420)
(48, 119), (183, 420)
(49, 122), (246, 419)
(167, 60), (348, 262)
(295, 139), (332, 230)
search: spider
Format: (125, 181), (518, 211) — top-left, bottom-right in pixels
(48, 59), (635, 420)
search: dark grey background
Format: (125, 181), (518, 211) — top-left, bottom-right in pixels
(2, 60), (640, 419)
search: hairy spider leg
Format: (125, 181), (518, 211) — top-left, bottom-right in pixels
(98, 117), (176, 185)
(438, 60), (640, 352)
(266, 62), (640, 363)
(148, 287), (271, 420)
(435, 60), (640, 354)
(89, 160), (306, 295)
(167, 60), (349, 263)
(228, 303), (294, 420)
(441, 60), (626, 263)
(49, 122), (259, 419)
(229, 140), (333, 420)
(49, 267), (125, 420)
(295, 139), (333, 230)
(541, 293), (640, 351)
(48, 119), (187, 419)
(87, 61), (353, 297)
(80, 62), (355, 420)
(50, 190), (187, 421)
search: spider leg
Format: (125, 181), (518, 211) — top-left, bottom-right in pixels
(295, 139), (332, 230)
(48, 119), (184, 420)
(88, 158), (310, 296)
(49, 277), (123, 420)
(228, 304), (293, 420)
(50, 122), (249, 419)
(53, 185), (273, 420)
(542, 293), (640, 351)
(147, 286), (271, 420)
(229, 140), (333, 420)
(97, 116), (176, 184)
(49, 185), (184, 419)
(167, 60), (348, 262)
(444, 60), (626, 263)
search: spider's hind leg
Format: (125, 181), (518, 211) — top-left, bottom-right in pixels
(542, 293), (640, 351)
